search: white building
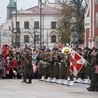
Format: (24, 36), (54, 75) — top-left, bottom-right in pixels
(0, 0), (61, 49)
(0, 20), (12, 48)
(0, 0), (16, 48)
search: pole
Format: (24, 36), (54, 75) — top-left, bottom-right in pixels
(0, 17), (2, 48)
(39, 0), (42, 48)
(47, 29), (48, 48)
(15, 0), (17, 47)
(34, 31), (36, 49)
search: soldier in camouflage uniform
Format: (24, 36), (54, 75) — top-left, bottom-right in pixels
(20, 51), (27, 83)
(81, 47), (90, 84)
(44, 49), (51, 81)
(58, 52), (69, 85)
(53, 50), (62, 83)
(37, 48), (46, 81)
(87, 48), (98, 91)
(24, 48), (33, 84)
(49, 47), (61, 83)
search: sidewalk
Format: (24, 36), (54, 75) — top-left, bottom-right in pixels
(0, 79), (98, 98)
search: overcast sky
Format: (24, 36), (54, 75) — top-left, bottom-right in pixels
(0, 0), (54, 25)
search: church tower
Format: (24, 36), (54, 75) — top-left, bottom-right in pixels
(7, 0), (16, 20)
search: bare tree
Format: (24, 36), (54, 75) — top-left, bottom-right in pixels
(57, 0), (85, 45)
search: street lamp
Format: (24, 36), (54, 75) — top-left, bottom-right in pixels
(39, 0), (43, 48)
(15, 0), (18, 47)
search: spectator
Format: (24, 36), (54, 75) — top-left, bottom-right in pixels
(0, 57), (3, 78)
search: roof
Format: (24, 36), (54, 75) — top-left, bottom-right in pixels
(7, 0), (16, 8)
(26, 5), (60, 15)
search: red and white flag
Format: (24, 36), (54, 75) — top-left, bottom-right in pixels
(69, 49), (86, 77)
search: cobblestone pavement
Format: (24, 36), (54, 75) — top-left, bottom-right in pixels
(0, 79), (98, 98)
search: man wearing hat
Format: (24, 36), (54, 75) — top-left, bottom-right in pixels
(24, 48), (33, 83)
(50, 47), (61, 83)
(37, 48), (46, 81)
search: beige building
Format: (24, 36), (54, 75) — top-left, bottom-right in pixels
(0, 0), (61, 49)
(0, 20), (12, 47)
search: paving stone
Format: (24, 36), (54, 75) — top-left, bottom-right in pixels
(0, 79), (98, 98)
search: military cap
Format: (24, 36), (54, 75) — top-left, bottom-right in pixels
(76, 47), (82, 51)
(40, 48), (45, 51)
(84, 46), (89, 50)
(46, 48), (50, 52)
(40, 46), (45, 51)
(53, 47), (58, 50)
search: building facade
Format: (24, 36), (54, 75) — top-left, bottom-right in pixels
(0, 0), (60, 49)
(85, 0), (98, 48)
(0, 20), (12, 47)
(0, 0), (16, 48)
(12, 2), (60, 48)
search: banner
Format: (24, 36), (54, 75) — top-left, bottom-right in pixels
(69, 49), (86, 77)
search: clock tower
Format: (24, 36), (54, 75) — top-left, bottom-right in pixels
(7, 0), (16, 20)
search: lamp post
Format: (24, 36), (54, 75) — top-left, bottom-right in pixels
(15, 0), (18, 47)
(39, 0), (42, 48)
(0, 17), (1, 48)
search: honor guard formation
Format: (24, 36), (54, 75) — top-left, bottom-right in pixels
(0, 44), (98, 92)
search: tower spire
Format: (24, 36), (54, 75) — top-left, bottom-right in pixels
(7, 0), (16, 20)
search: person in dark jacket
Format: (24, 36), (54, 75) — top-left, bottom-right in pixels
(0, 57), (3, 78)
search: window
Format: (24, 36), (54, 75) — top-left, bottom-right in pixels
(96, 12), (98, 28)
(9, 26), (11, 30)
(16, 21), (20, 28)
(24, 21), (29, 29)
(95, 0), (98, 4)
(51, 21), (56, 29)
(17, 35), (20, 43)
(16, 21), (20, 33)
(51, 35), (56, 43)
(34, 21), (39, 29)
(24, 35), (29, 43)
(17, 35), (20, 47)
(35, 35), (40, 44)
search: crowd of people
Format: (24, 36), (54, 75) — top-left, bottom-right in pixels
(0, 45), (35, 84)
(0, 44), (98, 91)
(0, 45), (21, 79)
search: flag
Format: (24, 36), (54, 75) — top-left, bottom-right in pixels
(69, 49), (86, 77)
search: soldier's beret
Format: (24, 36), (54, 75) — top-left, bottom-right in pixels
(39, 46), (45, 51)
(84, 46), (89, 50)
(53, 47), (58, 50)
(77, 47), (82, 51)
(46, 48), (50, 52)
(41, 48), (45, 51)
